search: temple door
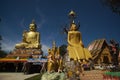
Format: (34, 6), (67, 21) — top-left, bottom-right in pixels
(103, 56), (109, 64)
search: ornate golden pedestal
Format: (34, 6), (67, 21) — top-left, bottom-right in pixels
(6, 49), (43, 59)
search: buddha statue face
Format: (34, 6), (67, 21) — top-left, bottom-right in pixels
(70, 23), (77, 31)
(48, 48), (51, 54)
(29, 24), (36, 31)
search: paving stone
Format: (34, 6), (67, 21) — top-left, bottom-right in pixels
(80, 70), (104, 80)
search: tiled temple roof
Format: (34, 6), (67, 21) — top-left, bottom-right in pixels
(87, 39), (108, 59)
(88, 39), (107, 51)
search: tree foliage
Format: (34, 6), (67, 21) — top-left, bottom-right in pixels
(0, 50), (7, 58)
(59, 44), (67, 57)
(101, 0), (120, 15)
(0, 35), (2, 50)
(0, 35), (7, 58)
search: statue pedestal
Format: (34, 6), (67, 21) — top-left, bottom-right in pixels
(6, 48), (43, 59)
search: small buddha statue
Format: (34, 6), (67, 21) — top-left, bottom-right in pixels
(67, 10), (92, 60)
(55, 47), (63, 72)
(47, 48), (55, 72)
(15, 20), (41, 49)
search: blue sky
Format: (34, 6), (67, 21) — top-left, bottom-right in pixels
(0, 0), (120, 54)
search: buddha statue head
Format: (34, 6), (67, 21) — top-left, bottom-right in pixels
(29, 20), (37, 32)
(68, 10), (78, 31)
(48, 48), (51, 54)
(70, 21), (77, 31)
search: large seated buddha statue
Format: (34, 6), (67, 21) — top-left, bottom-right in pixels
(67, 10), (92, 60)
(15, 20), (41, 49)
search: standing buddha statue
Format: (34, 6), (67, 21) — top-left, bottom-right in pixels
(67, 10), (92, 60)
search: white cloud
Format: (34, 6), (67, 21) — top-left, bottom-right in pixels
(35, 7), (46, 29)
(1, 39), (16, 53)
(20, 18), (26, 29)
(41, 43), (50, 55)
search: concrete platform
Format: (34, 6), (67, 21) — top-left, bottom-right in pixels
(0, 72), (39, 80)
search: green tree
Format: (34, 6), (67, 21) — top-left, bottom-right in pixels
(0, 35), (7, 58)
(101, 0), (120, 15)
(0, 50), (7, 58)
(0, 35), (2, 50)
(59, 44), (67, 57)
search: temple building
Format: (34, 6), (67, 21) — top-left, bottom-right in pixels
(87, 39), (112, 64)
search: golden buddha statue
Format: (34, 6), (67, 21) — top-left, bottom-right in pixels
(47, 41), (63, 72)
(47, 48), (55, 72)
(55, 47), (63, 72)
(51, 41), (56, 56)
(15, 20), (41, 49)
(67, 10), (92, 60)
